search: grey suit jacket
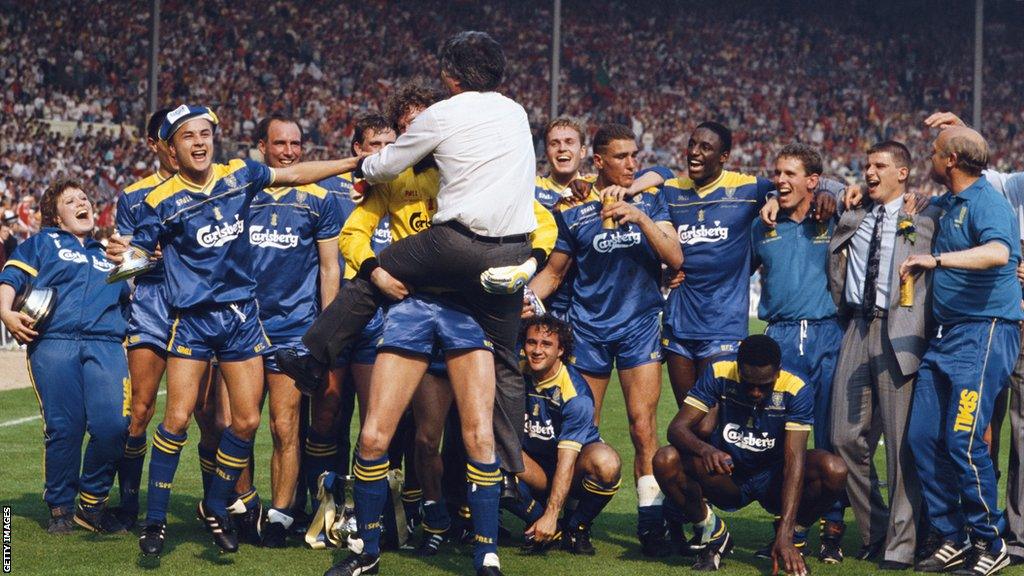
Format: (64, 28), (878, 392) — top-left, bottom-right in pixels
(828, 203), (940, 376)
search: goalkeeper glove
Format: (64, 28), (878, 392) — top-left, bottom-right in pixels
(480, 258), (537, 294)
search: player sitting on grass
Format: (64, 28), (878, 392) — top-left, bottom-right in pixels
(504, 315), (622, 556)
(652, 334), (848, 575)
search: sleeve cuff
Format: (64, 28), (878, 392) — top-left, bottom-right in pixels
(683, 396), (710, 413)
(4, 259), (38, 277)
(557, 440), (583, 453)
(530, 248), (548, 269)
(785, 422), (812, 432)
(356, 257), (380, 280)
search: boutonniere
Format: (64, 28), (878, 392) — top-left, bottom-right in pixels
(897, 214), (916, 244)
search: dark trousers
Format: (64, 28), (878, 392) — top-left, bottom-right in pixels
(304, 223), (530, 472)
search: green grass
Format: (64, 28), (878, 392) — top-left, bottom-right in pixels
(0, 319), (1019, 575)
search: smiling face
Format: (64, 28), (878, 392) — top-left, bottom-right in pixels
(55, 187), (95, 238)
(546, 125), (586, 182)
(773, 156), (817, 213)
(259, 119), (303, 169)
(865, 151), (908, 204)
(686, 127), (728, 186)
(169, 118), (215, 180)
(523, 324), (564, 378)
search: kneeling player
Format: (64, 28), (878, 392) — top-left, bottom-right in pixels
(507, 315), (621, 556)
(652, 335), (847, 575)
(327, 294), (504, 576)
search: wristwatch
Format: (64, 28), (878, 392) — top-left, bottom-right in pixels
(934, 254), (943, 268)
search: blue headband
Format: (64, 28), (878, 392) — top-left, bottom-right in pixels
(159, 104), (220, 141)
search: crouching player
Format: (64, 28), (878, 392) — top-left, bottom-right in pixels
(506, 315), (621, 555)
(653, 335), (848, 575)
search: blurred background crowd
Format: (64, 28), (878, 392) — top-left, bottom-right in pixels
(1, 0), (1022, 244)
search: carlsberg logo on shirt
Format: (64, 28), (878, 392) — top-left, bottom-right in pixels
(248, 226), (300, 249)
(525, 418), (555, 441)
(722, 423), (776, 452)
(373, 227), (392, 245)
(677, 221), (729, 245)
(58, 249), (89, 264)
(91, 256), (115, 272)
(197, 214), (245, 247)
(592, 230), (642, 253)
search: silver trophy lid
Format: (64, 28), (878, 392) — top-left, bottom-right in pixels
(13, 284), (57, 328)
(107, 245), (155, 284)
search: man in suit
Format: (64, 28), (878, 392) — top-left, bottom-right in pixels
(828, 141), (938, 570)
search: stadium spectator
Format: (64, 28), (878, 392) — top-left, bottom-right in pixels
(3, 0), (1024, 222)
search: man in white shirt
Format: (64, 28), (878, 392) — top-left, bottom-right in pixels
(283, 31), (537, 576)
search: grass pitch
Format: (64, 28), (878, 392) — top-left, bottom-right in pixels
(0, 320), (1019, 575)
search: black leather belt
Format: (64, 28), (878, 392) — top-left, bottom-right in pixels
(442, 220), (530, 244)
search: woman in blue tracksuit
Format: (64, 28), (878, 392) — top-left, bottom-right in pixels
(0, 179), (130, 535)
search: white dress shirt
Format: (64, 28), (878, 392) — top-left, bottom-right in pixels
(845, 196), (904, 309)
(360, 91), (538, 237)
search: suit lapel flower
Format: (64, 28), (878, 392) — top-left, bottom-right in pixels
(897, 213), (916, 245)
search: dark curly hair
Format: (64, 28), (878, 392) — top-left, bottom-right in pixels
(520, 314), (574, 360)
(384, 84), (443, 132)
(39, 178), (86, 228)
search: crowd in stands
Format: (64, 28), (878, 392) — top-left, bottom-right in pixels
(2, 0), (1023, 222)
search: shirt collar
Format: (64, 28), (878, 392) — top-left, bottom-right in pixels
(535, 364), (566, 390)
(43, 227), (100, 249)
(882, 195), (904, 217)
(953, 175), (988, 202)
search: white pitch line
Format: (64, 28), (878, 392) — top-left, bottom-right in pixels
(0, 390), (166, 428)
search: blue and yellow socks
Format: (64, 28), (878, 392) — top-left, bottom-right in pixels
(466, 459), (501, 570)
(145, 424), (187, 523)
(353, 453), (390, 557)
(197, 444), (217, 498)
(503, 476), (543, 524)
(304, 430), (338, 506)
(568, 475), (620, 529)
(117, 433), (147, 515)
(422, 497), (452, 535)
(206, 428), (251, 517)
